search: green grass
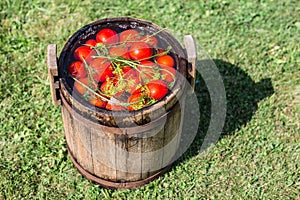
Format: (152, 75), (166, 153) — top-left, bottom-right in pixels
(1, 0), (299, 199)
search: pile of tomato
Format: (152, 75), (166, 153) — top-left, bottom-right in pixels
(68, 27), (177, 111)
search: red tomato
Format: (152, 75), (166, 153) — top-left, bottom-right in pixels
(85, 49), (98, 63)
(138, 60), (156, 82)
(74, 77), (89, 95)
(109, 45), (130, 59)
(160, 65), (176, 83)
(89, 96), (107, 108)
(146, 80), (168, 100)
(131, 87), (144, 95)
(85, 39), (97, 46)
(128, 92), (146, 111)
(142, 35), (158, 46)
(105, 103), (126, 111)
(123, 67), (138, 78)
(155, 48), (167, 56)
(119, 29), (140, 43)
(74, 46), (93, 62)
(121, 65), (132, 74)
(89, 57), (107, 67)
(156, 55), (175, 68)
(97, 63), (114, 82)
(89, 58), (114, 82)
(139, 60), (155, 67)
(125, 73), (141, 94)
(129, 42), (153, 60)
(106, 91), (127, 110)
(100, 77), (117, 96)
(96, 28), (118, 45)
(68, 61), (86, 78)
(156, 48), (164, 54)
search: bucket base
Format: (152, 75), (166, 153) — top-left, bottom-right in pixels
(67, 146), (171, 189)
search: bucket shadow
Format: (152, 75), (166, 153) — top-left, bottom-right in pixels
(178, 59), (274, 161)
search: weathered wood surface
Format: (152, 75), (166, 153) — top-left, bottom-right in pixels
(184, 35), (197, 94)
(61, 93), (183, 183)
(47, 44), (61, 106)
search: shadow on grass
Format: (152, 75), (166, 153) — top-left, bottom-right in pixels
(178, 59), (274, 161)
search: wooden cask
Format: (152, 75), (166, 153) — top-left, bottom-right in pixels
(47, 17), (196, 189)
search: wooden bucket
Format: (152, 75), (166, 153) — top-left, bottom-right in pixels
(47, 17), (196, 189)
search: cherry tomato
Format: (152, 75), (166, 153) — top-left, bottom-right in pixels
(85, 39), (97, 46)
(160, 65), (176, 83)
(89, 57), (107, 67)
(121, 65), (132, 74)
(71, 27), (177, 111)
(74, 77), (89, 95)
(68, 61), (86, 78)
(89, 96), (107, 108)
(106, 103), (126, 111)
(123, 67), (138, 78)
(129, 42), (153, 60)
(123, 68), (141, 93)
(100, 77), (117, 96)
(146, 80), (168, 100)
(119, 29), (140, 43)
(96, 63), (114, 82)
(109, 45), (130, 59)
(131, 87), (144, 95)
(138, 60), (157, 82)
(85, 49), (98, 63)
(89, 58), (114, 82)
(156, 55), (175, 68)
(139, 60), (156, 67)
(74, 46), (93, 62)
(156, 48), (167, 55)
(128, 92), (145, 111)
(105, 92), (127, 111)
(96, 28), (118, 45)
(142, 35), (158, 46)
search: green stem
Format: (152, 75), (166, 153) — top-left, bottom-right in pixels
(159, 67), (176, 82)
(82, 58), (99, 90)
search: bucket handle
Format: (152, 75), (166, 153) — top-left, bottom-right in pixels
(47, 44), (61, 106)
(184, 35), (197, 93)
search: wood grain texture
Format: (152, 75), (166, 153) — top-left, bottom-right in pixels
(91, 126), (117, 181)
(62, 105), (77, 160)
(74, 118), (94, 174)
(184, 35), (197, 94)
(47, 44), (61, 106)
(162, 102), (182, 167)
(61, 93), (184, 183)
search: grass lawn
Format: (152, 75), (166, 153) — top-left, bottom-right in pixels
(1, 0), (299, 199)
